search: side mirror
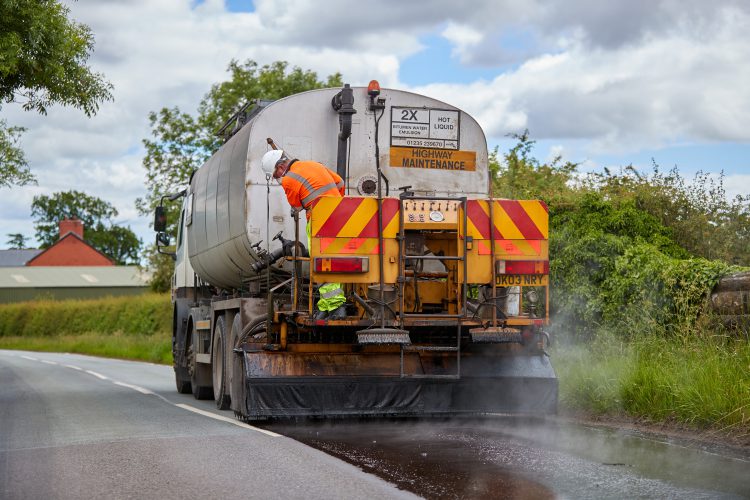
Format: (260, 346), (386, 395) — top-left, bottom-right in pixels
(156, 232), (170, 246)
(154, 206), (167, 232)
(155, 232), (176, 261)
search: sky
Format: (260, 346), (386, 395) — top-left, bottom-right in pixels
(2, 0), (749, 250)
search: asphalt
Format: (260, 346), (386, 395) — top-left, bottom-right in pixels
(0, 350), (417, 500)
(272, 418), (750, 499)
(3, 350), (749, 499)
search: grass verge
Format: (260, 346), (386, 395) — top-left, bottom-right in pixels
(553, 333), (750, 439)
(0, 333), (172, 364)
(0, 294), (172, 364)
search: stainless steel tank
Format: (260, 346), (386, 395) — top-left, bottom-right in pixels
(186, 86), (489, 290)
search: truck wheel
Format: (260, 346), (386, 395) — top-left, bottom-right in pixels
(188, 325), (213, 400)
(175, 367), (191, 394)
(229, 315), (243, 402)
(212, 316), (231, 409)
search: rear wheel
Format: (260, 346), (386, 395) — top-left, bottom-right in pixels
(173, 303), (192, 394)
(212, 316), (230, 409)
(174, 367), (191, 394)
(188, 323), (213, 400)
(229, 315), (243, 406)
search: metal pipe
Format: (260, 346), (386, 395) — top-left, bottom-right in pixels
(373, 106), (387, 327)
(459, 197), (467, 378)
(332, 84), (356, 179)
(293, 210), (300, 311)
(376, 186), (386, 327)
(488, 173), (498, 328)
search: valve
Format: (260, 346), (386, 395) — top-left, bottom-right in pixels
(398, 185), (414, 198)
(251, 232), (308, 273)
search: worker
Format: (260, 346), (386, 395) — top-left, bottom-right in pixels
(261, 149), (347, 320)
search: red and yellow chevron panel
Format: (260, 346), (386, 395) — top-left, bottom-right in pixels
(312, 197), (399, 239)
(464, 200), (548, 241)
(474, 239), (546, 256)
(317, 237), (381, 255)
(310, 197), (400, 283)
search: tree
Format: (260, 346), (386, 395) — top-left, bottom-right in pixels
(584, 163), (750, 266)
(141, 246), (175, 293)
(30, 190), (141, 265)
(87, 224), (142, 266)
(137, 60), (341, 222)
(0, 0), (113, 187)
(491, 130), (579, 204)
(6, 233), (29, 249)
(492, 133), (749, 340)
(138, 59), (341, 291)
(0, 120), (33, 188)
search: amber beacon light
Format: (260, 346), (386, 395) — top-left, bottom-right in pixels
(367, 80), (380, 97)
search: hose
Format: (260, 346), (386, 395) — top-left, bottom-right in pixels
(235, 316), (267, 347)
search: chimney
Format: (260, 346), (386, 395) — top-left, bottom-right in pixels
(59, 219), (84, 240)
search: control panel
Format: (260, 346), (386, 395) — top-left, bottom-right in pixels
(402, 199), (460, 229)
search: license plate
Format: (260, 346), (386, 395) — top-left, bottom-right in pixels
(496, 274), (548, 286)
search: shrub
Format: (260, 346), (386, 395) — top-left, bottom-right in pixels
(0, 294), (171, 338)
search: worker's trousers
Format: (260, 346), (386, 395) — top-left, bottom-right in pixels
(306, 221), (346, 312)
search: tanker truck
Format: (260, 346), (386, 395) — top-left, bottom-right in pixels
(154, 81), (558, 419)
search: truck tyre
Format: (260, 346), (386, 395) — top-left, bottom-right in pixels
(212, 316), (231, 409)
(229, 315), (243, 400)
(173, 300), (192, 394)
(188, 323), (213, 400)
(175, 367), (191, 394)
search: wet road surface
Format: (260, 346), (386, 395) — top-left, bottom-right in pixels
(264, 417), (750, 499)
(2, 350), (748, 499)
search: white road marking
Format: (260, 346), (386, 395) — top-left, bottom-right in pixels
(8, 351), (281, 438)
(114, 381), (154, 395)
(175, 403), (281, 437)
(85, 370), (109, 380)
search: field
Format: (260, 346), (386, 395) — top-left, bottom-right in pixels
(0, 294), (172, 364)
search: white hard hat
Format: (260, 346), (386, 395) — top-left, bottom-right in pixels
(261, 149), (285, 176)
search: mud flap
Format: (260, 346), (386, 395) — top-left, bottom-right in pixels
(236, 350), (558, 419)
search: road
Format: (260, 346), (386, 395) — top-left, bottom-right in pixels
(270, 417), (750, 499)
(0, 350), (415, 500)
(2, 350), (749, 499)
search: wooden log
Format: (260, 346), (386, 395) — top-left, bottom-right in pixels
(709, 272), (750, 334)
(712, 271), (750, 293)
(710, 291), (750, 315)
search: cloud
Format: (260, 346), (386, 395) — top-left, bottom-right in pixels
(415, 6), (750, 150)
(723, 174), (750, 202)
(2, 0), (748, 248)
(536, 0), (750, 50)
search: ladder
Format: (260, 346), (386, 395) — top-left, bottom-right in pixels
(396, 192), (468, 379)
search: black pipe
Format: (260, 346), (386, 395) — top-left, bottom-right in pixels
(352, 292), (376, 317)
(251, 235), (308, 274)
(332, 84), (356, 179)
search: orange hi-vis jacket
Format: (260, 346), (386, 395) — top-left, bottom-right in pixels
(280, 160), (345, 219)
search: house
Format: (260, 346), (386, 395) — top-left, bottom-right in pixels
(0, 249), (43, 267)
(0, 266), (150, 303)
(26, 219), (114, 266)
(0, 219), (149, 303)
